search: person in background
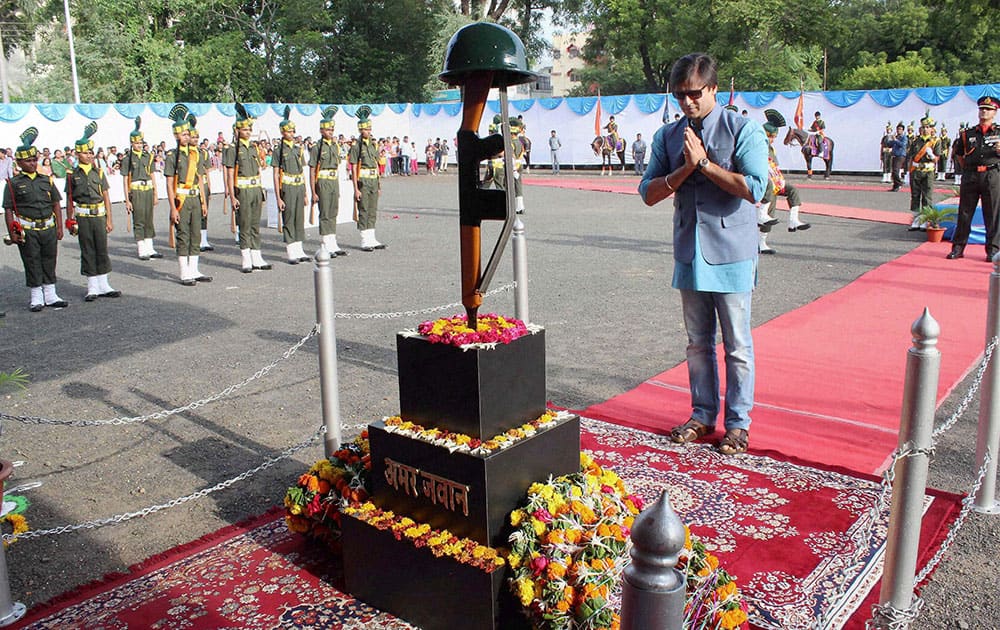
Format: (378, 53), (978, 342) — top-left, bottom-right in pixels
(905, 112), (938, 231)
(948, 96), (1000, 261)
(120, 116), (162, 261)
(65, 121), (121, 302)
(549, 129), (562, 174)
(632, 132), (647, 176)
(348, 106), (386, 252)
(4, 127), (68, 312)
(889, 122), (908, 192)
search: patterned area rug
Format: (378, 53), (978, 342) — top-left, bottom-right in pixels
(13, 419), (960, 630)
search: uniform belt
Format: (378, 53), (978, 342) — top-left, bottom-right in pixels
(359, 167), (379, 178)
(17, 215), (55, 230)
(75, 204), (106, 217)
(130, 180), (152, 190)
(970, 164), (1000, 173)
(317, 169), (338, 179)
(236, 176), (261, 187)
(176, 186), (199, 197)
(915, 164), (936, 172)
(281, 174), (304, 185)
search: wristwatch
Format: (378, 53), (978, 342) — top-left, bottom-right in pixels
(697, 158), (710, 171)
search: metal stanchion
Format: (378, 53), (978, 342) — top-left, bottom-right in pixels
(974, 256), (1000, 513)
(871, 308), (940, 628)
(313, 246), (342, 458)
(0, 545), (25, 627)
(512, 217), (529, 324)
(620, 490), (685, 630)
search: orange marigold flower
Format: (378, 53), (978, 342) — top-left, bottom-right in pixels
(716, 581), (738, 600)
(706, 553), (720, 570)
(547, 562), (567, 580)
(718, 608), (749, 629)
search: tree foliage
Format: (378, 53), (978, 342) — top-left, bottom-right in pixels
(8, 0), (1000, 103)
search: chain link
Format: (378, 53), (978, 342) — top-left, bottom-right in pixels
(867, 597), (925, 629)
(930, 336), (997, 442)
(913, 449), (992, 586)
(332, 282), (514, 319)
(0, 326), (319, 427)
(819, 337), (999, 629)
(2, 426), (327, 543)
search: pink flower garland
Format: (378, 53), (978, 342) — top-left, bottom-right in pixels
(417, 313), (529, 347)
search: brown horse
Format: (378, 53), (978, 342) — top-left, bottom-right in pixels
(591, 134), (627, 174)
(784, 127), (834, 179)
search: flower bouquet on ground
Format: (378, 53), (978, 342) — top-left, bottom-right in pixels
(414, 313), (531, 347)
(507, 452), (749, 630)
(283, 432), (371, 547)
(507, 453), (643, 630)
(680, 529), (750, 630)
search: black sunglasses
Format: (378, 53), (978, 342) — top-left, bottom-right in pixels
(673, 85), (710, 101)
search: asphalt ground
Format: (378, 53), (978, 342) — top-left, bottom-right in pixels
(0, 169), (995, 629)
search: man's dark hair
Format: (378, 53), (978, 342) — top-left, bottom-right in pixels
(669, 53), (718, 89)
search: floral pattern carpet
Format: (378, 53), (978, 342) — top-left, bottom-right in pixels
(14, 419), (960, 630)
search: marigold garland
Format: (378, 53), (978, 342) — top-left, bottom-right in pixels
(383, 409), (571, 457)
(0, 512), (28, 548)
(507, 453), (749, 630)
(283, 432), (371, 547)
(415, 313), (530, 347)
(342, 502), (506, 574)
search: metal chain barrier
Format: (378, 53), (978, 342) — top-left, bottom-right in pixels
(811, 338), (1000, 630)
(0, 421), (371, 544)
(332, 282), (515, 320)
(0, 284), (516, 429)
(0, 326), (320, 427)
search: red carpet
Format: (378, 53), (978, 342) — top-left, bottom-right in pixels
(11, 420), (960, 630)
(583, 243), (989, 475)
(525, 176), (927, 224)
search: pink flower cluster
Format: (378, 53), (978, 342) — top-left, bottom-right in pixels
(417, 313), (529, 347)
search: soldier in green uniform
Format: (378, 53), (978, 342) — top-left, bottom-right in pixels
(121, 116), (162, 261)
(165, 104), (212, 286)
(224, 103), (271, 273)
(273, 105), (310, 263)
(189, 123), (215, 253)
(906, 111), (938, 230)
(937, 124), (951, 181)
(348, 105), (386, 251)
(66, 121), (121, 302)
(309, 105), (347, 256)
(880, 122), (894, 184)
(3, 127), (69, 311)
(482, 115), (528, 215)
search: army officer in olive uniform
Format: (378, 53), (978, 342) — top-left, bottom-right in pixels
(66, 121), (121, 302)
(121, 116), (162, 260)
(348, 105), (386, 251)
(3, 127), (68, 311)
(224, 103), (272, 273)
(309, 105), (347, 257)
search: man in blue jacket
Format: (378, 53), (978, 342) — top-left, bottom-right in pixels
(639, 52), (768, 455)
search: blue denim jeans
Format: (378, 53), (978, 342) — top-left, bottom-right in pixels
(680, 289), (754, 431)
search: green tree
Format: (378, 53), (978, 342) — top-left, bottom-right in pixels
(839, 50), (949, 89)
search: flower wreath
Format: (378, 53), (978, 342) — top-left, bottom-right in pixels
(414, 313), (530, 347)
(507, 453), (749, 630)
(284, 432), (371, 547)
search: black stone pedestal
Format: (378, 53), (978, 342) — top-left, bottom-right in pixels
(342, 514), (531, 630)
(370, 414), (580, 547)
(397, 330), (546, 439)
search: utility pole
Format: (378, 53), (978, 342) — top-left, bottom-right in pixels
(0, 26), (9, 104)
(63, 0), (80, 103)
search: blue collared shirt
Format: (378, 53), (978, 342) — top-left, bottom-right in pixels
(639, 105), (768, 293)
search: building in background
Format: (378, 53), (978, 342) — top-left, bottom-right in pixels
(549, 30), (590, 97)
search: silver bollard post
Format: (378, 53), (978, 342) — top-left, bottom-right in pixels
(0, 543), (25, 627)
(313, 246), (343, 459)
(973, 255), (1000, 513)
(872, 308), (940, 628)
(512, 217), (529, 324)
(620, 490), (686, 630)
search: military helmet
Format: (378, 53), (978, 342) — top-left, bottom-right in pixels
(920, 110), (936, 128)
(439, 22), (537, 87)
(763, 109), (786, 136)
